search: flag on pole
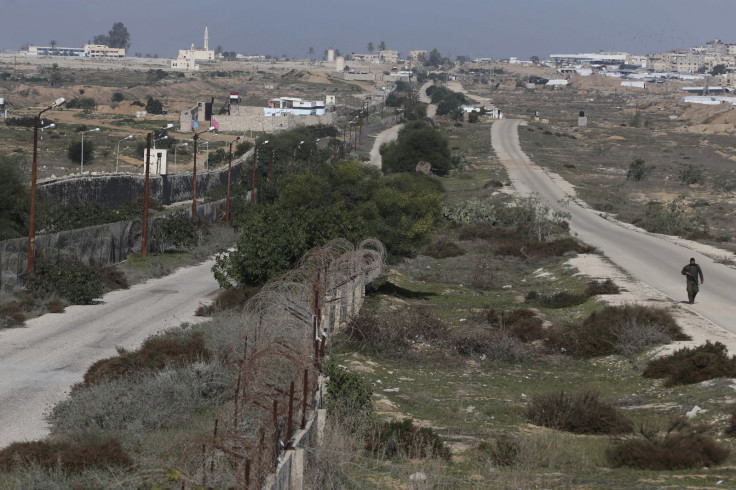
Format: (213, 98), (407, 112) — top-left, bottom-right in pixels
(212, 118), (219, 131)
(191, 119), (199, 130)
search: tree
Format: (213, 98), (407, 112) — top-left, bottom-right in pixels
(93, 22), (130, 49)
(107, 22), (130, 49)
(48, 63), (62, 88)
(530, 55), (540, 64)
(49, 40), (57, 51)
(378, 41), (386, 52)
(427, 48), (444, 67)
(67, 140), (95, 165)
(380, 121), (454, 174)
(710, 64), (727, 76)
(627, 158), (653, 181)
(0, 155), (30, 240)
(367, 42), (374, 56)
(145, 97), (164, 115)
(308, 46), (315, 60)
(215, 45), (223, 57)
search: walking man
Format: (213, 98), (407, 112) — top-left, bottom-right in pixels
(681, 257), (704, 304)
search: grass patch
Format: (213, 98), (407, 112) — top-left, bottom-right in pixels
(525, 290), (589, 309)
(422, 238), (466, 259)
(643, 341), (736, 386)
(496, 237), (595, 259)
(478, 308), (544, 342)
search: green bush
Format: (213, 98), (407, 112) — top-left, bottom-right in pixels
(678, 164), (705, 185)
(608, 419), (729, 470)
(442, 199), (497, 224)
(111, 92), (125, 102)
(28, 255), (105, 305)
(643, 341), (736, 386)
(525, 290), (589, 309)
(322, 359), (374, 421)
(526, 390), (633, 435)
(151, 212), (201, 252)
(627, 158), (653, 181)
(380, 121), (454, 174)
(366, 418), (451, 460)
(233, 140), (254, 158)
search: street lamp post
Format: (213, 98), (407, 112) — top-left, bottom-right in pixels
(308, 138), (320, 173)
(226, 136), (241, 225)
(80, 127), (100, 174)
(291, 140), (304, 175)
(192, 126), (216, 220)
(27, 97), (65, 283)
(141, 123), (174, 258)
(174, 142), (188, 173)
(116, 135), (133, 173)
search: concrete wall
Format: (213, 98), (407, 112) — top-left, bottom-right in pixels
(38, 157), (246, 208)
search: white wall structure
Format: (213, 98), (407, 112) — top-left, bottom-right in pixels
(621, 81), (646, 89)
(142, 149), (169, 175)
(327, 48), (335, 62)
(336, 56), (345, 72)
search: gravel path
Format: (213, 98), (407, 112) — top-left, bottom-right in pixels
(0, 259), (220, 448)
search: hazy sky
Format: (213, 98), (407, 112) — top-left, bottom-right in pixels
(1, 0), (735, 60)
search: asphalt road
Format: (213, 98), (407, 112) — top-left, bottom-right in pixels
(0, 259), (220, 449)
(492, 119), (736, 333)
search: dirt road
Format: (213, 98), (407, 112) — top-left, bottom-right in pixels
(492, 119), (736, 333)
(0, 259), (220, 448)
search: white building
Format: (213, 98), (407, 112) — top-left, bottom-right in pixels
(265, 97), (326, 116)
(171, 26), (214, 70)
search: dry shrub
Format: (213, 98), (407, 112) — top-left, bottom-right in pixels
(346, 307), (447, 359)
(47, 297), (66, 313)
(725, 407), (736, 437)
(366, 419), (451, 460)
(608, 419), (729, 470)
(478, 437), (519, 466)
(479, 308), (544, 342)
(525, 390), (632, 435)
(585, 278), (620, 296)
(449, 327), (533, 363)
(81, 330), (211, 387)
(643, 341), (736, 386)
(525, 290), (589, 309)
(497, 237), (594, 259)
(89, 258), (129, 290)
(195, 286), (259, 316)
(422, 239), (466, 259)
(548, 305), (688, 358)
(484, 179), (505, 188)
(0, 301), (26, 328)
(0, 436), (131, 473)
(459, 223), (526, 241)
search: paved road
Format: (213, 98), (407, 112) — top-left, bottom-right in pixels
(0, 259), (220, 448)
(492, 119), (736, 333)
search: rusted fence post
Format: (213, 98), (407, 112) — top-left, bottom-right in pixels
(287, 381), (295, 449)
(301, 368), (309, 429)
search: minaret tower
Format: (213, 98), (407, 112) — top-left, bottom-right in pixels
(204, 25), (209, 51)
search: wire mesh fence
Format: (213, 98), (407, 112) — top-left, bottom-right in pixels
(172, 238), (385, 488)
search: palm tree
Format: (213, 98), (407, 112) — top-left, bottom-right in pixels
(49, 40), (57, 54)
(308, 46), (315, 61)
(367, 42), (374, 57)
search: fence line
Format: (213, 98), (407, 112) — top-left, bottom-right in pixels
(173, 238), (385, 489)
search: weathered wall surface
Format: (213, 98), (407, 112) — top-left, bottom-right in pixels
(179, 106), (335, 134)
(39, 157), (246, 208)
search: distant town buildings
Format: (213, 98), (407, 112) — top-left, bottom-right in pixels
(27, 44), (125, 58)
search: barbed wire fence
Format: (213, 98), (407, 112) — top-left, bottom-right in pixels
(171, 238), (385, 488)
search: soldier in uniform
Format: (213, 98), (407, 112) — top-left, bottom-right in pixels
(681, 258), (704, 304)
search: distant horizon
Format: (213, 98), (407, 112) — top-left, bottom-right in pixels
(1, 0), (735, 61)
